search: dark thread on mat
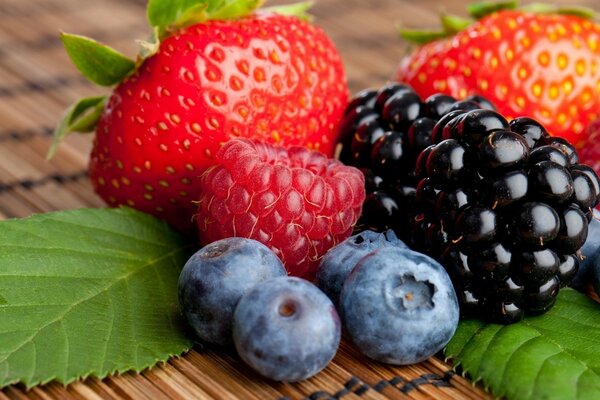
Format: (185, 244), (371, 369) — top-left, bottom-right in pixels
(0, 75), (90, 98)
(299, 370), (456, 399)
(0, 25), (146, 58)
(0, 126), (54, 143)
(0, 171), (88, 193)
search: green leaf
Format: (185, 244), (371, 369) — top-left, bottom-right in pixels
(0, 208), (195, 388)
(440, 14), (473, 33)
(174, 3), (211, 30)
(147, 0), (205, 31)
(47, 96), (106, 160)
(261, 1), (314, 21)
(445, 288), (600, 399)
(61, 33), (136, 86)
(137, 26), (162, 59)
(208, 0), (264, 21)
(399, 28), (449, 45)
(520, 3), (598, 19)
(466, 0), (519, 19)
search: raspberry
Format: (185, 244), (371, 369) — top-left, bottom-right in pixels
(579, 117), (600, 187)
(196, 138), (365, 278)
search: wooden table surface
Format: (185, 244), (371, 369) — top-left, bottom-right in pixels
(0, 0), (597, 398)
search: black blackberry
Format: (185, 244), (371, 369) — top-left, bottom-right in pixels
(337, 84), (599, 324)
(415, 107), (599, 324)
(337, 84), (433, 241)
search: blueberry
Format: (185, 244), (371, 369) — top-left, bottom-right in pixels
(178, 237), (286, 345)
(233, 277), (341, 382)
(572, 212), (600, 289)
(316, 230), (407, 307)
(340, 247), (459, 365)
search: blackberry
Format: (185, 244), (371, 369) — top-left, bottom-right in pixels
(337, 84), (430, 241)
(337, 84), (599, 324)
(415, 107), (599, 324)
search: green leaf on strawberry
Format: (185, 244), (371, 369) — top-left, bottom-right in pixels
(147, 0), (208, 32)
(48, 95), (107, 159)
(445, 288), (600, 399)
(60, 33), (136, 86)
(0, 208), (195, 388)
(261, 1), (314, 21)
(520, 3), (598, 18)
(466, 0), (518, 19)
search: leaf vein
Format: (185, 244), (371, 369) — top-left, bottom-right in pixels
(0, 247), (185, 367)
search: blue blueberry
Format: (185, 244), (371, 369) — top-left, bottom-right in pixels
(232, 277), (341, 382)
(178, 237), (286, 345)
(316, 229), (407, 307)
(340, 247), (459, 365)
(571, 213), (600, 289)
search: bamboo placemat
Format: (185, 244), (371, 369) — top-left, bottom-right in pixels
(0, 0), (595, 398)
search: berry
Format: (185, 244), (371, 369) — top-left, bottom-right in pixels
(370, 131), (409, 179)
(557, 254), (579, 287)
(524, 276), (560, 314)
(426, 139), (470, 186)
(337, 85), (496, 244)
(479, 130), (529, 172)
(578, 117), (600, 182)
(424, 94), (456, 119)
(177, 238), (286, 345)
(528, 162), (574, 204)
(512, 202), (560, 248)
(415, 109), (598, 323)
(395, 7), (600, 146)
(509, 117), (549, 149)
(56, 3), (348, 232)
(315, 230), (407, 307)
(572, 211), (600, 289)
(232, 277), (340, 382)
(196, 138), (365, 279)
(455, 206), (497, 246)
(340, 247), (459, 365)
(455, 109), (509, 147)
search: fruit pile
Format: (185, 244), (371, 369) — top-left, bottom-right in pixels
(52, 0), (600, 386)
(179, 233), (459, 381)
(338, 83), (600, 323)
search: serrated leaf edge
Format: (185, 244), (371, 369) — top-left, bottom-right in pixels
(446, 291), (600, 400)
(0, 209), (195, 388)
(1, 246), (191, 388)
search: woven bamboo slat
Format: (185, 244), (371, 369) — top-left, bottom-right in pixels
(0, 0), (595, 398)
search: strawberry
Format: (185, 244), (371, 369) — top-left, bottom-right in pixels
(196, 138), (365, 279)
(51, 1), (348, 232)
(395, 1), (600, 148)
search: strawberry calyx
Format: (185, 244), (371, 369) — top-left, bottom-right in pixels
(49, 0), (313, 159)
(399, 0), (598, 45)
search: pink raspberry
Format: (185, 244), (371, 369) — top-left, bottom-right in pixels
(580, 117), (600, 185)
(196, 138), (365, 278)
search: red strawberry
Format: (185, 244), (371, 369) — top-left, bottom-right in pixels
(52, 1), (348, 232)
(196, 138), (365, 278)
(395, 2), (600, 148)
